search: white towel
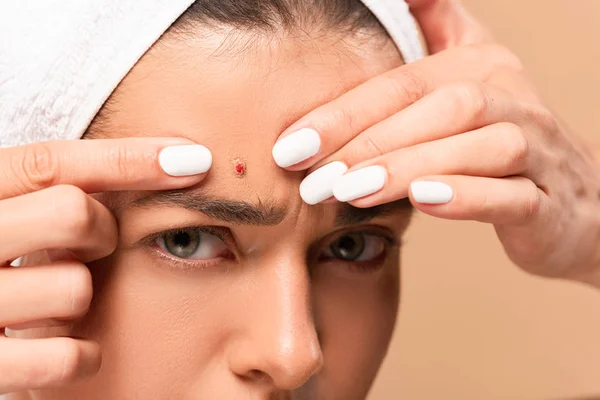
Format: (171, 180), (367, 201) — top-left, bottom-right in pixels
(0, 0), (423, 148)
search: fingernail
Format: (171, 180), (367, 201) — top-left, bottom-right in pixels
(300, 161), (348, 205)
(410, 181), (454, 204)
(272, 128), (321, 168)
(159, 145), (212, 177)
(333, 166), (387, 202)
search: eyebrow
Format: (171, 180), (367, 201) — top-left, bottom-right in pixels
(336, 200), (413, 226)
(130, 189), (413, 227)
(132, 190), (287, 226)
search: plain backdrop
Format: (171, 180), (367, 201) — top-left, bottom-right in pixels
(370, 1), (600, 399)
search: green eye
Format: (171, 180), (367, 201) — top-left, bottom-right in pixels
(326, 232), (388, 263)
(158, 228), (228, 260)
(163, 230), (201, 259)
(329, 233), (366, 261)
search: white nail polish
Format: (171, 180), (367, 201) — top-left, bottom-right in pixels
(272, 128), (321, 168)
(159, 145), (212, 177)
(410, 181), (453, 204)
(333, 166), (387, 202)
(300, 162), (348, 205)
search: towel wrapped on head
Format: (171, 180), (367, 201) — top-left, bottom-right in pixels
(0, 0), (423, 148)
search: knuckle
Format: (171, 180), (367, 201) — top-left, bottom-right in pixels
(499, 123), (529, 172)
(452, 80), (490, 121)
(361, 134), (385, 158)
(329, 105), (358, 136)
(16, 143), (58, 191)
(387, 68), (428, 105)
(53, 263), (94, 319)
(55, 339), (85, 382)
(63, 263), (93, 316)
(521, 179), (542, 222)
(407, 145), (428, 175)
(105, 144), (143, 182)
(53, 185), (95, 238)
(476, 191), (492, 217)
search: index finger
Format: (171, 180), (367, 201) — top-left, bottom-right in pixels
(0, 138), (213, 199)
(272, 43), (521, 170)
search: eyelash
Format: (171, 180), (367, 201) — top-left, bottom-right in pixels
(141, 226), (235, 270)
(141, 226), (400, 272)
(318, 228), (399, 273)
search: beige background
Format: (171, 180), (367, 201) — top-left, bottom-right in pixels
(370, 1), (600, 399)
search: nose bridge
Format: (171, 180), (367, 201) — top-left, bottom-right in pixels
(272, 255), (319, 356)
(229, 251), (323, 390)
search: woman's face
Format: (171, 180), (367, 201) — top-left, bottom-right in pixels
(21, 27), (411, 399)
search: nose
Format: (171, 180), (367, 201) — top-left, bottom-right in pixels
(227, 254), (323, 390)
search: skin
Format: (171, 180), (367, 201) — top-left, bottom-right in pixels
(6, 24), (411, 399)
(278, 0), (600, 286)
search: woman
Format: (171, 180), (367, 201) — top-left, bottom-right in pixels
(1, 0), (599, 399)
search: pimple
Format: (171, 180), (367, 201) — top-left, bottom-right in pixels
(232, 158), (246, 177)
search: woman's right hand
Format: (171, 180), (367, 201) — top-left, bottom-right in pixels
(0, 138), (212, 395)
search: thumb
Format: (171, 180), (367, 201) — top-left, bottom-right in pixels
(406, 0), (493, 53)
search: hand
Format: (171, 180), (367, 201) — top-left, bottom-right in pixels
(0, 138), (211, 394)
(272, 0), (600, 286)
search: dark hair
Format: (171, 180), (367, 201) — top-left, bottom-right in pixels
(169, 0), (387, 38)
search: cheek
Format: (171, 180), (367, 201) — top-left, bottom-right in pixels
(67, 250), (237, 397)
(311, 260), (400, 392)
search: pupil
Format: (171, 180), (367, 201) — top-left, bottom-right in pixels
(332, 233), (365, 261)
(165, 230), (200, 258)
(173, 232), (191, 247)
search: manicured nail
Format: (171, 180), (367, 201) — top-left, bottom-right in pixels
(333, 166), (387, 202)
(300, 161), (348, 205)
(159, 145), (212, 177)
(272, 128), (321, 168)
(410, 181), (454, 204)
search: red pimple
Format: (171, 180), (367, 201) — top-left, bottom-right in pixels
(235, 162), (245, 175)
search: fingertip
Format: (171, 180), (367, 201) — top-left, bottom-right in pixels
(44, 338), (102, 385)
(272, 128), (321, 168)
(409, 180), (454, 205)
(158, 144), (212, 177)
(78, 340), (103, 379)
(332, 165), (387, 203)
(299, 161), (348, 205)
(58, 338), (103, 382)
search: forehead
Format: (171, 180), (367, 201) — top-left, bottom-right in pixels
(98, 29), (401, 203)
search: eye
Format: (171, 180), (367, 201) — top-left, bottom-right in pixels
(324, 232), (388, 263)
(157, 228), (229, 260)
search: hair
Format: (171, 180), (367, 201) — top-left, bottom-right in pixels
(85, 0), (391, 138)
(168, 0), (388, 38)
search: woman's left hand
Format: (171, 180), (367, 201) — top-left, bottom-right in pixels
(272, 0), (600, 286)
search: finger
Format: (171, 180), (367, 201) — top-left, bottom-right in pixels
(0, 137), (213, 199)
(406, 0), (493, 53)
(0, 261), (92, 328)
(0, 185), (117, 263)
(0, 337), (101, 394)
(273, 44), (521, 170)
(328, 122), (530, 207)
(407, 175), (544, 225)
(310, 80), (521, 171)
(6, 318), (75, 331)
